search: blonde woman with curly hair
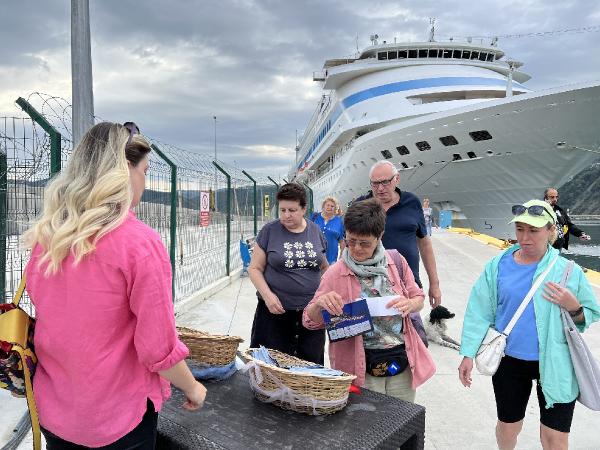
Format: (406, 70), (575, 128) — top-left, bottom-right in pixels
(23, 122), (206, 449)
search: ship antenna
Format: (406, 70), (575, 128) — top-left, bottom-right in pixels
(428, 17), (436, 42)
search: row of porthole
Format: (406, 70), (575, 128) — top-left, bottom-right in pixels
(382, 129), (493, 160)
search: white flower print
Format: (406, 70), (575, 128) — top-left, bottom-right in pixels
(283, 242), (292, 250)
(284, 250), (293, 258)
(297, 259), (307, 268)
(304, 242), (314, 249)
(307, 249), (317, 258)
(293, 242), (303, 250)
(295, 250), (305, 258)
(284, 259), (294, 268)
(308, 260), (318, 268)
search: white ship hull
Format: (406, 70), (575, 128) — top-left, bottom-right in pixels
(310, 82), (600, 240)
(291, 39), (600, 240)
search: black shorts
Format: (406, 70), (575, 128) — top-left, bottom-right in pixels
(492, 355), (575, 433)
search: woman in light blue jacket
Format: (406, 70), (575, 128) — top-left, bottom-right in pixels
(458, 199), (600, 450)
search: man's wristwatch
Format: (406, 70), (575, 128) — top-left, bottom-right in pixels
(568, 306), (584, 317)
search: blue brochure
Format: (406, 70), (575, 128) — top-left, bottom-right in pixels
(322, 299), (374, 342)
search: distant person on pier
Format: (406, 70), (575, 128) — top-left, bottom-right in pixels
(422, 198), (433, 236)
(249, 183), (328, 364)
(544, 187), (591, 250)
(311, 196), (345, 264)
(304, 199), (432, 402)
(23, 122), (206, 449)
(459, 199), (600, 450)
(357, 161), (442, 308)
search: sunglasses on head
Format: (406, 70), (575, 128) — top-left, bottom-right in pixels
(123, 122), (140, 147)
(511, 204), (555, 223)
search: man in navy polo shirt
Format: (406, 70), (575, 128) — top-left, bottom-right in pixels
(359, 161), (442, 307)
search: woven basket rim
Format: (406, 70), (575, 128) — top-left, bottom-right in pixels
(242, 348), (356, 381)
(177, 326), (244, 343)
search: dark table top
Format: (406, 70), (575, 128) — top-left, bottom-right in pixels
(157, 371), (426, 450)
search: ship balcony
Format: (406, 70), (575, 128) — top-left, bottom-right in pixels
(313, 70), (326, 81)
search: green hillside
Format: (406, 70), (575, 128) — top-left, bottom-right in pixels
(558, 162), (600, 214)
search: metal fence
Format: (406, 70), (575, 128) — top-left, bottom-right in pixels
(1, 93), (285, 313)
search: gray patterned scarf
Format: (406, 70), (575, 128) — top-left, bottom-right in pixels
(341, 241), (389, 294)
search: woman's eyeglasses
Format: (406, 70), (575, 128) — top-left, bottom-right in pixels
(123, 122), (140, 147)
(511, 204), (555, 223)
(344, 238), (377, 248)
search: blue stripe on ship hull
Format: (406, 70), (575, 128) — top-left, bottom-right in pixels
(341, 77), (527, 109)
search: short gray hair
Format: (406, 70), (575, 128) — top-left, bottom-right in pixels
(369, 160), (399, 178)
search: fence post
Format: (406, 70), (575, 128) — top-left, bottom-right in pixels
(241, 170), (257, 237)
(303, 182), (314, 217)
(16, 97), (62, 176)
(0, 151), (6, 299)
(267, 176), (279, 219)
(150, 144), (177, 301)
(213, 162), (231, 275)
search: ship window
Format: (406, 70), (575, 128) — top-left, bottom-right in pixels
(453, 50), (461, 58)
(428, 49), (439, 58)
(469, 130), (493, 141)
(398, 50), (407, 59)
(378, 52), (388, 60)
(467, 151), (477, 158)
(440, 135), (459, 146)
(388, 51), (398, 60)
(415, 141), (431, 151)
(381, 150), (393, 159)
(418, 49), (428, 58)
(408, 49), (418, 58)
(443, 49), (452, 58)
(462, 51), (471, 59)
(400, 162), (409, 169)
(417, 160), (424, 166)
(479, 52), (487, 61)
(396, 145), (410, 155)
(471, 51), (479, 60)
(486, 53), (494, 62)
(452, 153), (462, 161)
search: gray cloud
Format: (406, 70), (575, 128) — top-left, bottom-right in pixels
(1, 0), (599, 176)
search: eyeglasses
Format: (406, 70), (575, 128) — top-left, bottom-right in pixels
(511, 204), (555, 223)
(344, 238), (378, 248)
(123, 122), (140, 147)
(369, 175), (396, 188)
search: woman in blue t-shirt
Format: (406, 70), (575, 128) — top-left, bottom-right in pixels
(311, 196), (345, 264)
(458, 199), (600, 450)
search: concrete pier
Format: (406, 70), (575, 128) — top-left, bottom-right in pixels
(3, 229), (599, 449)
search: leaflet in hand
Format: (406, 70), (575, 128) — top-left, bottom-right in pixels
(322, 299), (373, 342)
(365, 295), (400, 317)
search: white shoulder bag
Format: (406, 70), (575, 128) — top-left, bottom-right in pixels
(475, 255), (559, 376)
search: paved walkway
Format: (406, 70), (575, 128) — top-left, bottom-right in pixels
(3, 230), (599, 449)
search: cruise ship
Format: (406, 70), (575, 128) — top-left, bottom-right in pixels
(289, 29), (600, 240)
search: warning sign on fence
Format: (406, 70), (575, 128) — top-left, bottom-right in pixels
(263, 194), (270, 217)
(200, 191), (211, 227)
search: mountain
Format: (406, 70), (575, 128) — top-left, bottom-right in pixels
(558, 162), (600, 215)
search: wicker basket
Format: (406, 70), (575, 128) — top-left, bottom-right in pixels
(177, 327), (243, 366)
(240, 348), (356, 415)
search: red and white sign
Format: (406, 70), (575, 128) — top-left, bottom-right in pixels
(200, 191), (211, 227)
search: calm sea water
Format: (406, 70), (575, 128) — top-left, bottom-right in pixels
(561, 223), (600, 272)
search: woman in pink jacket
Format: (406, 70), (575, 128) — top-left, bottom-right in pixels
(304, 199), (434, 402)
(23, 122), (206, 449)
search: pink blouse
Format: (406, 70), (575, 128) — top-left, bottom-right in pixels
(25, 211), (189, 447)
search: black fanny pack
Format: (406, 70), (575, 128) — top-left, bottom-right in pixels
(365, 345), (408, 377)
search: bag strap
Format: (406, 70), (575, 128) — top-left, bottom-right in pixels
(12, 274), (27, 307)
(13, 346), (41, 450)
(559, 260), (575, 288)
(387, 249), (404, 280)
(503, 255), (559, 336)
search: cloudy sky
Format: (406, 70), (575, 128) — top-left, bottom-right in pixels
(1, 0), (599, 176)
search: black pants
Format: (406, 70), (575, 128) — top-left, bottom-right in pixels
(250, 296), (325, 364)
(42, 399), (158, 450)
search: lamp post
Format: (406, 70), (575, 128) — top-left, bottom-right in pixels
(213, 116), (217, 208)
